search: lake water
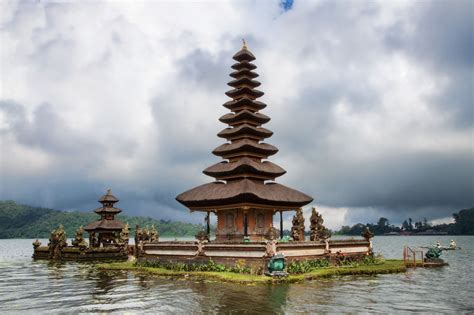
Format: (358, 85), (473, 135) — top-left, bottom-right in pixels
(0, 235), (473, 314)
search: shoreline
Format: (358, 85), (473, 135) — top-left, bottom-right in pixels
(97, 259), (407, 284)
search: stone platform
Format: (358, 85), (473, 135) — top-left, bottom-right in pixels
(137, 239), (371, 270)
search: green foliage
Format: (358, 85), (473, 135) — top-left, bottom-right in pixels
(286, 255), (384, 274)
(0, 201), (207, 238)
(136, 259), (252, 274)
(287, 258), (330, 274)
(452, 208), (474, 235)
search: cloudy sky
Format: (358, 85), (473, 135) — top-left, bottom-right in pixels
(1, 0), (472, 229)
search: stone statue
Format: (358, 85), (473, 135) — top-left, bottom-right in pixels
(135, 225), (142, 244)
(265, 240), (277, 257)
(196, 240), (206, 256)
(425, 247), (443, 260)
(361, 227), (374, 241)
(32, 239), (41, 250)
(142, 226), (150, 241)
(264, 227), (279, 241)
(48, 224), (67, 259)
(149, 225), (159, 242)
(72, 226), (88, 249)
(89, 231), (98, 248)
(290, 208), (305, 241)
(118, 223), (130, 246)
(309, 207), (331, 242)
(195, 230), (209, 242)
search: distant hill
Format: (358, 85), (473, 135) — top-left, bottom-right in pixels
(0, 200), (206, 239)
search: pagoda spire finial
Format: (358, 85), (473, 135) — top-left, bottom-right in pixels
(242, 38), (247, 50)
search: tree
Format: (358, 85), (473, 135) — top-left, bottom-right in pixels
(402, 220), (410, 231)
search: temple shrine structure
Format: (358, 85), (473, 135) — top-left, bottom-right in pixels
(32, 189), (130, 260)
(176, 42), (313, 241)
(85, 189), (125, 247)
(33, 43), (372, 270)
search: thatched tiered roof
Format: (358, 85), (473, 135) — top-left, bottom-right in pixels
(84, 189), (125, 231)
(176, 43), (313, 210)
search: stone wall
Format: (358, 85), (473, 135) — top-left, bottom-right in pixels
(140, 239), (371, 269)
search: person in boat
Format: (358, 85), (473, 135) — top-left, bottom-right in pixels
(436, 241), (441, 248)
(450, 240), (457, 249)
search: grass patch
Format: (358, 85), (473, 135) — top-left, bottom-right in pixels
(97, 259), (407, 284)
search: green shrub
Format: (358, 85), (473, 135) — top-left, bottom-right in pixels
(287, 259), (330, 274)
(136, 259), (252, 274)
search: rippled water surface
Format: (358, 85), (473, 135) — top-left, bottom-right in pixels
(1, 236), (473, 314)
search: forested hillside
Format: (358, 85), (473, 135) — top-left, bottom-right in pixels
(0, 201), (206, 238)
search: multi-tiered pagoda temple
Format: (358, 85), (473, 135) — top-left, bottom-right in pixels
(177, 42), (313, 241)
(85, 189), (125, 246)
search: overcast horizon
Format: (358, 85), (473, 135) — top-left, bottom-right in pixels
(1, 0), (472, 230)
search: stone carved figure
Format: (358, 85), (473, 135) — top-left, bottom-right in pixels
(134, 224), (159, 256)
(264, 227), (279, 241)
(196, 240), (206, 256)
(72, 226), (88, 249)
(117, 223), (129, 247)
(195, 230), (210, 242)
(290, 208), (305, 241)
(48, 224), (67, 259)
(135, 225), (142, 245)
(89, 231), (98, 248)
(309, 208), (331, 242)
(149, 225), (159, 242)
(32, 239), (41, 250)
(361, 227), (374, 241)
(265, 240), (277, 257)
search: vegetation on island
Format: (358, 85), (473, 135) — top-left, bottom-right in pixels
(0, 200), (207, 239)
(98, 258), (406, 284)
(334, 208), (474, 236)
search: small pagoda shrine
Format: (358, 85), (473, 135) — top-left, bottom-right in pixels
(176, 42), (313, 241)
(33, 189), (130, 260)
(84, 189), (126, 247)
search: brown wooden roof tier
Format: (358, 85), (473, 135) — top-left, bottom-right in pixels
(212, 139), (278, 158)
(219, 110), (270, 126)
(84, 219), (125, 231)
(203, 158), (286, 179)
(176, 179), (313, 209)
(231, 61), (257, 70)
(230, 69), (259, 79)
(232, 48), (256, 62)
(94, 207), (122, 214)
(217, 124), (273, 141)
(227, 77), (261, 88)
(223, 98), (266, 111)
(225, 87), (264, 99)
(99, 189), (119, 203)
